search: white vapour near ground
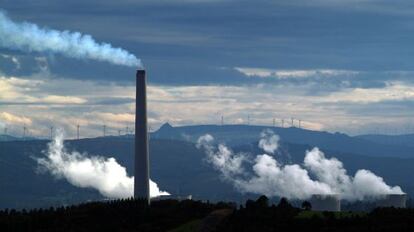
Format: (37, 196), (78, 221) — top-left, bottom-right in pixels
(36, 130), (169, 199)
(197, 131), (404, 201)
(0, 10), (141, 67)
(304, 148), (403, 201)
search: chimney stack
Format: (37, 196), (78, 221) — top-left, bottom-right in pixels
(134, 70), (150, 204)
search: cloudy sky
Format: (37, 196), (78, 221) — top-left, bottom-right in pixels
(1, 0), (414, 138)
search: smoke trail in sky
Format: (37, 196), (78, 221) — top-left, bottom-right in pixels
(0, 10), (141, 67)
(37, 129), (169, 199)
(197, 131), (403, 201)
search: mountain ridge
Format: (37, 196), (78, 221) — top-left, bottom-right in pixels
(152, 123), (414, 158)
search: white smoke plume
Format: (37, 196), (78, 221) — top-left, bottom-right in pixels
(304, 148), (403, 201)
(197, 134), (247, 178)
(258, 129), (279, 154)
(235, 154), (333, 199)
(37, 130), (169, 199)
(0, 11), (141, 67)
(197, 134), (332, 200)
(197, 131), (404, 201)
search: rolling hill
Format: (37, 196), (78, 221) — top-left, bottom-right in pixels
(1, 124), (414, 209)
(152, 123), (414, 158)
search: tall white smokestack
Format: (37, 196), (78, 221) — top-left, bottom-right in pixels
(134, 69), (150, 204)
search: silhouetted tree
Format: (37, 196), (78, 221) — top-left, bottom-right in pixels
(245, 199), (256, 209)
(301, 201), (312, 211)
(256, 195), (269, 208)
(277, 197), (291, 209)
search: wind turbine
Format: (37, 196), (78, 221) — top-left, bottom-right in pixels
(23, 125), (27, 139)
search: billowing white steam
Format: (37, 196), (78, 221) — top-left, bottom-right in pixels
(303, 148), (402, 200)
(0, 11), (141, 67)
(37, 130), (169, 199)
(258, 129), (279, 154)
(197, 134), (247, 178)
(197, 131), (403, 201)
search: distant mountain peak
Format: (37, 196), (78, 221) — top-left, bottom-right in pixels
(159, 122), (174, 131)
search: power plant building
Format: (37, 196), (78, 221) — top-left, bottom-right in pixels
(309, 194), (341, 212)
(375, 194), (407, 208)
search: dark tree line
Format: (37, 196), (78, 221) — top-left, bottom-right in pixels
(2, 196), (414, 231)
(0, 198), (233, 232)
(217, 196), (414, 232)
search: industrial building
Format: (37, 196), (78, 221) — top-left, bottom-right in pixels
(309, 194), (341, 212)
(375, 194), (407, 208)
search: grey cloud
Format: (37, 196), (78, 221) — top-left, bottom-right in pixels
(0, 97), (134, 106)
(2, 0), (414, 86)
(90, 97), (135, 105)
(319, 99), (414, 118)
(0, 51), (47, 76)
(2, 0), (414, 137)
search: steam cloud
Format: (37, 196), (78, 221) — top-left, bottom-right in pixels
(258, 129), (279, 154)
(197, 130), (403, 201)
(37, 130), (169, 199)
(0, 11), (141, 67)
